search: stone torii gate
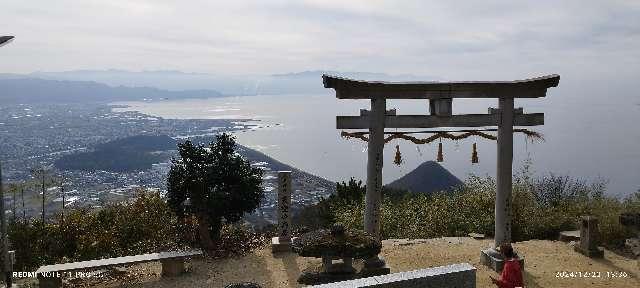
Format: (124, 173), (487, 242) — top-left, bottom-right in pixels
(323, 74), (560, 273)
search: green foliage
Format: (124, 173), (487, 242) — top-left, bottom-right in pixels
(320, 169), (638, 247)
(9, 191), (189, 271)
(298, 178), (424, 230)
(209, 224), (270, 258)
(335, 178), (365, 204)
(167, 133), (264, 242)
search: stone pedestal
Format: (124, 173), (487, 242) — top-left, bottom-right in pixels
(480, 248), (524, 273)
(161, 258), (185, 277)
(620, 213), (640, 257)
(38, 276), (62, 288)
(298, 255), (358, 285)
(322, 256), (356, 274)
(360, 256), (391, 277)
(271, 237), (292, 253)
(625, 238), (640, 257)
(574, 216), (604, 258)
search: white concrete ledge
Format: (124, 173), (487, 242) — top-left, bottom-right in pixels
(310, 263), (476, 288)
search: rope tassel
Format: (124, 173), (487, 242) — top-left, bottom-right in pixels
(471, 143), (479, 163)
(394, 145), (403, 166)
(437, 142), (443, 162)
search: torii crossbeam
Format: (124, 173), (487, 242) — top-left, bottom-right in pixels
(323, 74), (560, 274)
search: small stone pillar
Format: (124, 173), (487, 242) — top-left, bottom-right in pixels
(620, 213), (640, 257)
(575, 216), (604, 258)
(272, 171), (292, 253)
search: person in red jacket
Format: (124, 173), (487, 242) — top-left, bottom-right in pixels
(490, 243), (524, 288)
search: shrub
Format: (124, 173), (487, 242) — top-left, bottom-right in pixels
(316, 169), (638, 247)
(9, 190), (190, 271)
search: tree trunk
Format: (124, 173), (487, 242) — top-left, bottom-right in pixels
(197, 214), (216, 251)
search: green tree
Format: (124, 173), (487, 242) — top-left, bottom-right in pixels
(335, 178), (365, 203)
(167, 134), (264, 250)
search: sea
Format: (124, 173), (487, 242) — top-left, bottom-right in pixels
(113, 85), (640, 198)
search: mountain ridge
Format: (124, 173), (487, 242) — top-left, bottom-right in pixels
(0, 77), (223, 104)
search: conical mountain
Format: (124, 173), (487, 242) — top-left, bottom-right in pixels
(386, 161), (463, 194)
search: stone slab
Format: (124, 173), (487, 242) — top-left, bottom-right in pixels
(36, 249), (202, 287)
(271, 236), (292, 253)
(480, 248), (524, 273)
(359, 265), (391, 278)
(36, 249), (202, 274)
(309, 263), (476, 288)
(360, 256), (391, 277)
(574, 245), (604, 258)
(559, 230), (580, 242)
(468, 233), (485, 240)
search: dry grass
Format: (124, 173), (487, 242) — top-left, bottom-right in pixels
(31, 238), (639, 288)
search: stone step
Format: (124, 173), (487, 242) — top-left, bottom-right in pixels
(559, 230), (580, 242)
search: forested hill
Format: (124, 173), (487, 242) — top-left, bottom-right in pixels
(55, 135), (177, 172)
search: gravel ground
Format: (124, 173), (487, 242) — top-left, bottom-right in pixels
(42, 237), (639, 288)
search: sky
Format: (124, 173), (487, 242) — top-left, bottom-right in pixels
(2, 0), (639, 80)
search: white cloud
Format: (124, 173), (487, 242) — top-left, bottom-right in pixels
(1, 0), (638, 79)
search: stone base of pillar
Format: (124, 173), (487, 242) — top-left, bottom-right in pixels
(37, 276), (62, 288)
(574, 245), (604, 258)
(360, 256), (391, 277)
(480, 248), (525, 273)
(320, 256), (356, 274)
(271, 237), (292, 253)
(298, 256), (357, 285)
(161, 258), (185, 277)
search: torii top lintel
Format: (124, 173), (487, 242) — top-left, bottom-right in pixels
(322, 74), (560, 99)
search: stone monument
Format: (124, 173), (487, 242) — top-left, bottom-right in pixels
(271, 171), (293, 253)
(574, 216), (604, 258)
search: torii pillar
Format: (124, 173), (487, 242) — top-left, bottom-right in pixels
(361, 98), (391, 276)
(495, 98), (514, 248)
(478, 98), (526, 273)
(364, 98), (385, 242)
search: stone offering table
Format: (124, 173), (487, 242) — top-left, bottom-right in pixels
(292, 223), (382, 285)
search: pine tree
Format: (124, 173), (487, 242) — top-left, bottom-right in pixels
(167, 134), (264, 250)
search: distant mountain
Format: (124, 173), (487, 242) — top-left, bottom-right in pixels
(15, 70), (434, 96)
(26, 70), (246, 94)
(0, 77), (223, 103)
(386, 161), (463, 194)
(271, 70), (425, 81)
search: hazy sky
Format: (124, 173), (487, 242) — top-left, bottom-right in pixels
(2, 0), (639, 79)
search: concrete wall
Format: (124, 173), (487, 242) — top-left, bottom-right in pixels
(310, 263), (476, 288)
